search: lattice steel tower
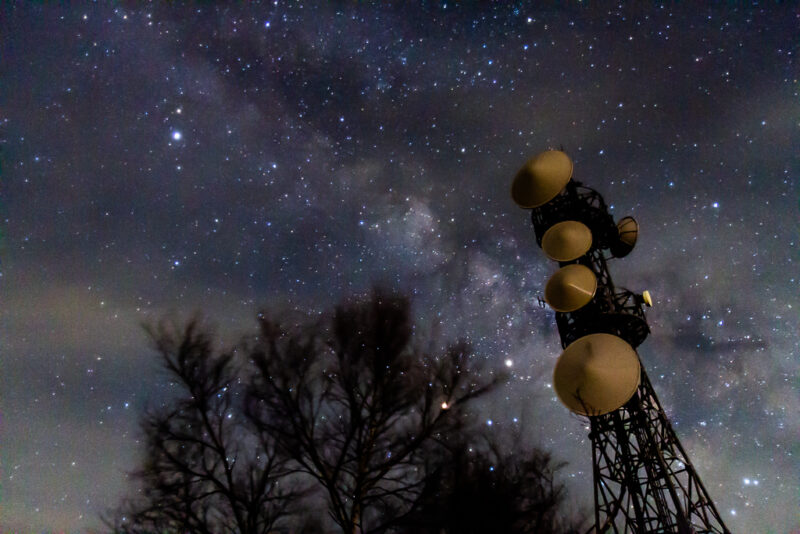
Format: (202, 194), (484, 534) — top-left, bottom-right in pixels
(510, 150), (730, 533)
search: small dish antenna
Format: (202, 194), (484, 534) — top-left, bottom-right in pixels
(610, 216), (639, 258)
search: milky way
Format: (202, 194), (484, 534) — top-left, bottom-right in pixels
(3, 4), (798, 531)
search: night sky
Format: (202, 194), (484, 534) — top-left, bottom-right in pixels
(3, 4), (798, 532)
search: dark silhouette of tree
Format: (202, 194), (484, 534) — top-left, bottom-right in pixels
(106, 319), (301, 534)
(107, 290), (581, 533)
(245, 292), (499, 533)
(397, 439), (584, 534)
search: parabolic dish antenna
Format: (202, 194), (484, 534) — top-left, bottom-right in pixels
(541, 220), (593, 262)
(610, 216), (639, 258)
(553, 333), (641, 416)
(544, 263), (597, 312)
(511, 150), (573, 208)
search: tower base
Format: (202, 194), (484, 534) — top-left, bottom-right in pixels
(589, 370), (730, 534)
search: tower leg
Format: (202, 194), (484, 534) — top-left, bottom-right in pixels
(589, 369), (730, 533)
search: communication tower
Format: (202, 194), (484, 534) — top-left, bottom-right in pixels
(511, 150), (730, 533)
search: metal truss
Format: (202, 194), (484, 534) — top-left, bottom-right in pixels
(588, 370), (730, 534)
(525, 174), (730, 534)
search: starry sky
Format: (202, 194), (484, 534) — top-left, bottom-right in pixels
(2, 3), (798, 532)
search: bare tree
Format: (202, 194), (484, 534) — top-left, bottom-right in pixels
(107, 319), (300, 534)
(108, 291), (580, 533)
(397, 437), (585, 534)
(245, 291), (499, 534)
